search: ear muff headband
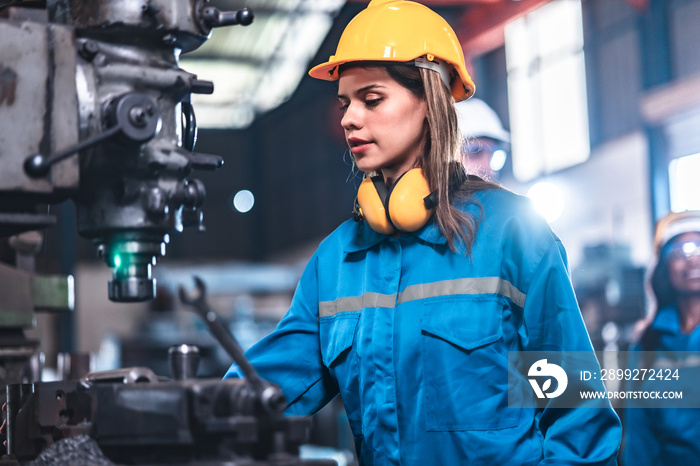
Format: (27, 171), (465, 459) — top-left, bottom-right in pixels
(356, 168), (435, 235)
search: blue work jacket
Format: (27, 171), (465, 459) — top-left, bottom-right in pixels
(225, 188), (621, 465)
(622, 306), (700, 466)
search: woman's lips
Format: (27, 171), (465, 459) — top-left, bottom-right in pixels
(350, 143), (371, 155)
(348, 137), (371, 155)
(685, 267), (700, 280)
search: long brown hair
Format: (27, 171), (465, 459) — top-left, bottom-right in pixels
(385, 63), (501, 253)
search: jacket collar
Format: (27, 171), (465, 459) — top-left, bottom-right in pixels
(650, 306), (681, 334)
(343, 218), (448, 253)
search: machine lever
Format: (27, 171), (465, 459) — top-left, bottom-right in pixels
(188, 152), (224, 170)
(24, 126), (120, 178)
(24, 93), (161, 178)
(181, 100), (198, 151)
(201, 7), (254, 28)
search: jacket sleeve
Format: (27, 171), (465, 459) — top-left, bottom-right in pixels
(223, 253), (339, 415)
(521, 239), (622, 465)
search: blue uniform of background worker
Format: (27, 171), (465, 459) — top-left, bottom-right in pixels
(226, 1), (621, 464)
(622, 211), (700, 466)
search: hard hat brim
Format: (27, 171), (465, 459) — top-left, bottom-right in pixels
(309, 56), (475, 102)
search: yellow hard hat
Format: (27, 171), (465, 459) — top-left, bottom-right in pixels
(309, 0), (475, 102)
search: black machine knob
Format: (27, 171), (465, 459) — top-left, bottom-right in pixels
(169, 344), (201, 380)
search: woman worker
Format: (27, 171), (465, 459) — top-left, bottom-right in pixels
(225, 1), (621, 464)
(622, 210), (700, 465)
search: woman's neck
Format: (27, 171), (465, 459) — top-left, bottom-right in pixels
(677, 295), (700, 333)
(382, 173), (397, 189)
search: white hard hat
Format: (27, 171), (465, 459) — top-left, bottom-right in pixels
(455, 98), (510, 144)
(654, 211), (700, 254)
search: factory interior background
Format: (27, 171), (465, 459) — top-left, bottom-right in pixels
(4, 0), (700, 463)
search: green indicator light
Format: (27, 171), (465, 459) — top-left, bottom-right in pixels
(114, 254), (122, 268)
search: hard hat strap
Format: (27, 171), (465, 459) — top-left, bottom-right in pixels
(414, 56), (452, 92)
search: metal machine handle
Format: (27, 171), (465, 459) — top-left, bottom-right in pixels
(201, 7), (254, 28)
(182, 100), (198, 152)
(24, 93), (161, 178)
(80, 367), (160, 385)
(24, 125), (120, 178)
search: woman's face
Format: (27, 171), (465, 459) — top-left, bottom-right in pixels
(666, 232), (700, 295)
(338, 66), (427, 183)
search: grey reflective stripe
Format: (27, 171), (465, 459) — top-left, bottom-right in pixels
(398, 277), (526, 308)
(319, 292), (395, 318)
(318, 277), (525, 318)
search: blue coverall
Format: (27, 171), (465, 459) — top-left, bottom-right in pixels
(226, 188), (621, 465)
(622, 306), (700, 466)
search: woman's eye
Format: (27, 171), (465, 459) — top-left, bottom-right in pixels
(365, 98), (382, 108)
(339, 103), (349, 112)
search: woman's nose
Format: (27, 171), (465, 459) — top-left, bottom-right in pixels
(341, 102), (361, 131)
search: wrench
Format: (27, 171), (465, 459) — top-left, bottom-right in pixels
(178, 275), (267, 393)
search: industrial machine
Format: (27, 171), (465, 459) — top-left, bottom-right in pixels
(0, 1), (329, 464)
(0, 0), (253, 303)
(5, 277), (328, 465)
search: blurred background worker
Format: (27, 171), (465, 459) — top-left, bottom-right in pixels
(455, 98), (510, 180)
(622, 210), (700, 466)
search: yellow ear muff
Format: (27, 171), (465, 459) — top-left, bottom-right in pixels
(355, 169), (435, 235)
(357, 177), (395, 235)
(387, 168), (434, 232)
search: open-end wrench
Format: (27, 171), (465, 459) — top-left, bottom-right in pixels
(178, 275), (286, 413)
